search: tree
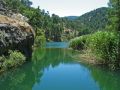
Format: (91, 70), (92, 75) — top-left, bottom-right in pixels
(21, 0), (32, 7)
(108, 0), (120, 64)
(108, 0), (120, 31)
(4, 0), (21, 12)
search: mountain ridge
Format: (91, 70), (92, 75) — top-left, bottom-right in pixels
(64, 7), (109, 36)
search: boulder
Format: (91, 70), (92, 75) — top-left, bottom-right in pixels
(0, 15), (35, 57)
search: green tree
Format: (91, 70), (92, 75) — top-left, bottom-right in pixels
(21, 0), (32, 7)
(108, 0), (120, 63)
(108, 0), (120, 31)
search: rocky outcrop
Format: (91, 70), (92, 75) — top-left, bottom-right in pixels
(0, 0), (35, 57)
(0, 15), (35, 57)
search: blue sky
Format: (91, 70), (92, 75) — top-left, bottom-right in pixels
(31, 0), (109, 17)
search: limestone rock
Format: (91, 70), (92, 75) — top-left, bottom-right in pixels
(0, 15), (35, 57)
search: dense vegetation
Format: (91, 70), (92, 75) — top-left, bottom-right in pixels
(2, 0), (120, 70)
(64, 7), (109, 36)
(0, 0), (71, 71)
(4, 0), (65, 42)
(4, 0), (109, 42)
(0, 50), (25, 71)
(70, 31), (120, 68)
(70, 0), (120, 69)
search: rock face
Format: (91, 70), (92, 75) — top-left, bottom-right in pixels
(0, 15), (35, 57)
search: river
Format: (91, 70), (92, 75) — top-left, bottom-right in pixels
(0, 42), (120, 90)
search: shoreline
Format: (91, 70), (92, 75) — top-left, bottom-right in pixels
(70, 49), (120, 70)
(70, 49), (105, 65)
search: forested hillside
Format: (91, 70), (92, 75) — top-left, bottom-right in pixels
(3, 0), (109, 41)
(69, 0), (120, 69)
(64, 7), (109, 36)
(4, 0), (65, 41)
(78, 7), (108, 35)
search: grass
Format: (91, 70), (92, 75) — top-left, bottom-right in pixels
(69, 31), (120, 69)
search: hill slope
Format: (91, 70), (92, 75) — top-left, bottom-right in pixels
(78, 7), (108, 31)
(64, 7), (109, 36)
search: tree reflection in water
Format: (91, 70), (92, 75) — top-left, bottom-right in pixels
(0, 48), (120, 90)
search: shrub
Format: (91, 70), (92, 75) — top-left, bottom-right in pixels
(2, 50), (26, 69)
(35, 35), (46, 47)
(69, 31), (120, 69)
(34, 28), (46, 47)
(69, 35), (88, 50)
(88, 31), (119, 65)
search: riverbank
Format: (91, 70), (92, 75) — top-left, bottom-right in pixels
(70, 49), (120, 71)
(69, 31), (120, 70)
(70, 50), (102, 65)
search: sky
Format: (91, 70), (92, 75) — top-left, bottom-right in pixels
(31, 0), (109, 17)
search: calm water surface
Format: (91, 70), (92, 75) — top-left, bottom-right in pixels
(0, 42), (120, 90)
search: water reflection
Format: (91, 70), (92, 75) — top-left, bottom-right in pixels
(0, 47), (120, 90)
(90, 66), (120, 90)
(0, 48), (75, 90)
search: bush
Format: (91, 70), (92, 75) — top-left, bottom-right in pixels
(70, 31), (120, 69)
(35, 35), (46, 47)
(2, 50), (26, 69)
(69, 35), (88, 50)
(34, 28), (46, 47)
(88, 31), (119, 64)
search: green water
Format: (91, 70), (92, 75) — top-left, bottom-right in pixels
(0, 42), (120, 90)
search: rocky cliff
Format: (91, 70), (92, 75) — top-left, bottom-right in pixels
(0, 0), (35, 57)
(0, 14), (35, 57)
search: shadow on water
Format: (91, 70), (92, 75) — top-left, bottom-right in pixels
(0, 42), (120, 90)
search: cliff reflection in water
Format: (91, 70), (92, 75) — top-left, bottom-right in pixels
(0, 48), (74, 90)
